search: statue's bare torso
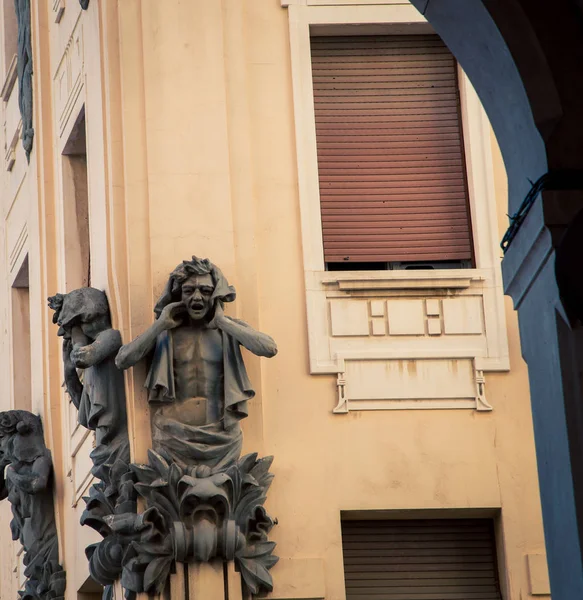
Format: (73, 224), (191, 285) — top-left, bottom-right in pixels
(172, 325), (224, 423)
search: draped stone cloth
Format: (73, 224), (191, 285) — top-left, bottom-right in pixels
(146, 326), (255, 470)
(78, 355), (129, 475)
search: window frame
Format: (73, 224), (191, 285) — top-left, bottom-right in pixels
(310, 32), (476, 270)
(285, 0), (510, 391)
(288, 3), (501, 275)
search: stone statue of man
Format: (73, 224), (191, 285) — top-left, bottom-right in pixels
(48, 288), (129, 477)
(115, 256), (277, 469)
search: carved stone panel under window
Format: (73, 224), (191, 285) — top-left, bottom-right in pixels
(308, 269), (506, 413)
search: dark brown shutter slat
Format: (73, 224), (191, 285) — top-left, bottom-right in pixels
(342, 519), (503, 600)
(312, 34), (473, 264)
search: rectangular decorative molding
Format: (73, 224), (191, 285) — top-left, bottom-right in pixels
(527, 554), (551, 596)
(335, 359), (491, 412)
(54, 19), (84, 136)
(71, 427), (95, 506)
(1, 54), (17, 101)
(323, 272), (480, 291)
(4, 70), (21, 171)
(8, 225), (27, 274)
(53, 0), (65, 23)
(5, 121), (20, 172)
(15, 545), (25, 588)
(68, 395), (94, 505)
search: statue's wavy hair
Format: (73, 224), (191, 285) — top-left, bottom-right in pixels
(153, 256), (236, 318)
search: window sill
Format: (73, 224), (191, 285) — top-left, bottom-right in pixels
(321, 269), (484, 291)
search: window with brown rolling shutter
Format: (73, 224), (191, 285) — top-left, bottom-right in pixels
(311, 34), (474, 268)
(341, 519), (503, 600)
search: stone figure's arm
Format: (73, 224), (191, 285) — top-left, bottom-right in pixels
(6, 454), (51, 494)
(115, 302), (185, 370)
(115, 320), (165, 370)
(70, 328), (123, 369)
(63, 338), (83, 409)
(216, 314), (278, 358)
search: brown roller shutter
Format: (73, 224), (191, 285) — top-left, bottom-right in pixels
(311, 35), (474, 265)
(341, 519), (503, 600)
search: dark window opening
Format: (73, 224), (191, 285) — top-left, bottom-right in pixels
(12, 255), (31, 412)
(341, 518), (503, 600)
(327, 259), (471, 271)
(62, 107), (90, 290)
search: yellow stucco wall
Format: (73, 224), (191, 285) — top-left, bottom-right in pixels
(0, 1), (549, 599)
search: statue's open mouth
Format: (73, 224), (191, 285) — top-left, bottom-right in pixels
(179, 485), (230, 526)
(192, 505), (220, 524)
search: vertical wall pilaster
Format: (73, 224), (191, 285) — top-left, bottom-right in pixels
(117, 0), (153, 463)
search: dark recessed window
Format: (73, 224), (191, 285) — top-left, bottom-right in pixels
(341, 518), (503, 600)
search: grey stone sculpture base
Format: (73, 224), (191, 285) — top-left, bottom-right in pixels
(0, 411), (66, 600)
(84, 450), (277, 598)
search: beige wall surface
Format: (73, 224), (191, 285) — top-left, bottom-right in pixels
(0, 1), (549, 600)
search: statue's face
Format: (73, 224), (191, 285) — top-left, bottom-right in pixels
(181, 274), (215, 321)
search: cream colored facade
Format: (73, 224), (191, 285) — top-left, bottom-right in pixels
(0, 1), (550, 599)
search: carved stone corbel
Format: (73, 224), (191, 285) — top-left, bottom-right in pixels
(118, 450), (278, 596)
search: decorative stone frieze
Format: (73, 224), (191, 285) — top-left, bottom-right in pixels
(0, 411), (66, 600)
